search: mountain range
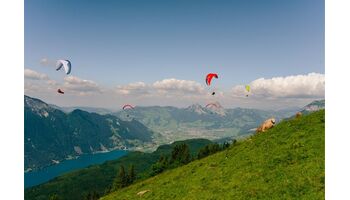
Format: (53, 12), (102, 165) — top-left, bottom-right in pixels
(301, 99), (325, 113)
(25, 95), (154, 170)
(25, 95), (324, 171)
(113, 102), (300, 143)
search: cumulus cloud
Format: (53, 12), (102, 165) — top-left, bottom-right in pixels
(24, 69), (101, 96)
(231, 73), (325, 98)
(153, 79), (205, 95)
(24, 69), (59, 95)
(116, 82), (150, 95)
(115, 78), (206, 97)
(63, 76), (101, 95)
(24, 71), (325, 110)
(24, 69), (49, 80)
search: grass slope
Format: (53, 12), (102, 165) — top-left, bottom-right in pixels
(103, 110), (325, 200)
(25, 139), (211, 200)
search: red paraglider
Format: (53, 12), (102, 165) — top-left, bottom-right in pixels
(205, 73), (218, 86)
(122, 104), (135, 110)
(205, 103), (219, 108)
(122, 104), (135, 118)
(57, 89), (64, 94)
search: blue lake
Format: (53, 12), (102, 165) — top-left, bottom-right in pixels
(25, 150), (128, 188)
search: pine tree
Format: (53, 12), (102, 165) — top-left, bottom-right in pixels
(151, 155), (168, 176)
(128, 164), (136, 184)
(181, 144), (191, 164)
(222, 142), (230, 150)
(170, 143), (191, 166)
(85, 192), (91, 200)
(49, 194), (59, 200)
(92, 191), (99, 200)
(112, 165), (127, 190)
(120, 165), (128, 187)
(232, 139), (237, 145)
(208, 143), (220, 154)
(197, 145), (210, 159)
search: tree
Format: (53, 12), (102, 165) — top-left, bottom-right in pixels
(150, 155), (168, 176)
(85, 193), (91, 200)
(181, 144), (191, 164)
(49, 194), (59, 200)
(112, 165), (127, 190)
(197, 143), (223, 159)
(208, 143), (220, 154)
(222, 142), (230, 150)
(128, 164), (136, 185)
(84, 191), (99, 200)
(197, 145), (210, 159)
(232, 139), (237, 145)
(170, 143), (191, 166)
(92, 191), (99, 200)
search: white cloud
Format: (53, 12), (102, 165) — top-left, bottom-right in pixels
(24, 69), (59, 95)
(153, 78), (205, 95)
(24, 71), (325, 110)
(115, 78), (206, 97)
(24, 69), (101, 96)
(63, 76), (101, 95)
(116, 82), (150, 95)
(24, 69), (49, 80)
(231, 73), (325, 98)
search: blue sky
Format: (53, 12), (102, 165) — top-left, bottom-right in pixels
(25, 0), (325, 109)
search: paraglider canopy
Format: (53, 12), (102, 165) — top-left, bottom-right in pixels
(205, 73), (218, 86)
(245, 85), (250, 97)
(57, 89), (64, 94)
(56, 60), (72, 75)
(205, 103), (219, 108)
(122, 104), (135, 118)
(245, 85), (250, 92)
(122, 104), (135, 110)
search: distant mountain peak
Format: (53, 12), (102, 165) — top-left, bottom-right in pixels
(204, 101), (226, 116)
(302, 99), (325, 112)
(186, 103), (207, 115)
(185, 102), (226, 116)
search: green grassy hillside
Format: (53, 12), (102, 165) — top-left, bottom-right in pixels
(25, 139), (211, 200)
(103, 110), (325, 200)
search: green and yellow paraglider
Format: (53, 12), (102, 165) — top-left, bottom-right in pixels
(245, 85), (250, 97)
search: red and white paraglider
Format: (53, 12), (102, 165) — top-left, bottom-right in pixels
(122, 104), (135, 110)
(205, 73), (218, 86)
(122, 104), (135, 118)
(205, 103), (219, 108)
(205, 73), (218, 96)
